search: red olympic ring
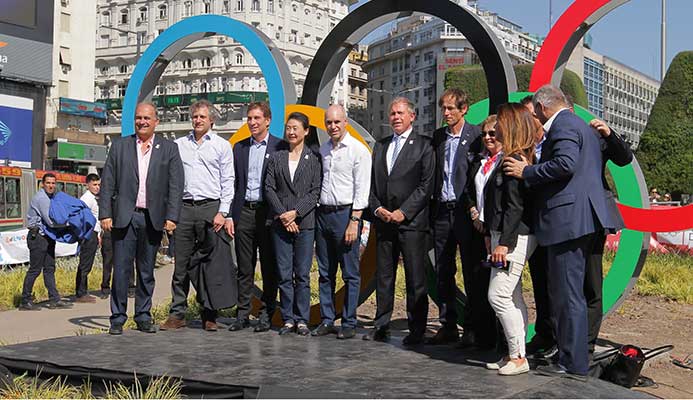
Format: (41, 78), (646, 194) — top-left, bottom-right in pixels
(529, 0), (693, 233)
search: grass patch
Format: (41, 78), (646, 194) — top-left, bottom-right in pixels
(632, 252), (693, 303)
(0, 256), (104, 310)
(0, 373), (182, 399)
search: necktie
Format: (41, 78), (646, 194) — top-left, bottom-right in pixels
(389, 135), (402, 174)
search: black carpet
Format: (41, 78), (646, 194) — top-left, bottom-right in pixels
(0, 326), (652, 398)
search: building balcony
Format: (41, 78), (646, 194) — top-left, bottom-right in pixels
(45, 128), (107, 146)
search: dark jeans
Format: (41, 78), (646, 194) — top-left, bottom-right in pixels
(75, 233), (98, 297)
(100, 230), (135, 291)
(170, 201), (219, 318)
(374, 226), (428, 338)
(234, 204), (278, 322)
(273, 226), (314, 325)
(110, 210), (162, 326)
(315, 208), (361, 328)
(528, 245), (555, 344)
(22, 232), (60, 303)
(547, 233), (595, 375)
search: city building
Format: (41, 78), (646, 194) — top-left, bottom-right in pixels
(346, 44), (369, 128)
(94, 0), (351, 140)
(361, 0), (542, 139)
(567, 42), (660, 149)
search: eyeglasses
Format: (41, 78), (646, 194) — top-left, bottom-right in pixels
(482, 130), (496, 137)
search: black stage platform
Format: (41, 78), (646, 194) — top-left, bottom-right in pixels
(0, 326), (651, 398)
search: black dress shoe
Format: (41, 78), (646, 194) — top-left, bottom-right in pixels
(45, 300), (73, 309)
(278, 324), (295, 335)
(18, 301), (42, 311)
(527, 335), (557, 356)
(254, 319), (271, 332)
(535, 364), (587, 381)
(402, 334), (424, 346)
(228, 319), (250, 331)
(426, 326), (459, 345)
(296, 324), (310, 336)
(337, 327), (356, 339)
(109, 324), (123, 335)
(136, 321), (158, 333)
(311, 322), (336, 336)
(362, 327), (389, 342)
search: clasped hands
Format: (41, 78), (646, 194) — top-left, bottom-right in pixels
(279, 210), (299, 233)
(376, 208), (405, 224)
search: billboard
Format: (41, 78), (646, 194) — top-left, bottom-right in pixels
(0, 0), (37, 28)
(0, 93), (33, 167)
(59, 98), (108, 120)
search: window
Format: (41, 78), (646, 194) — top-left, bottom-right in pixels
(118, 84), (127, 97)
(223, 1), (230, 13)
(99, 86), (109, 99)
(60, 12), (70, 32)
(100, 65), (109, 75)
(59, 47), (71, 66)
(200, 81), (208, 92)
(158, 4), (167, 19)
(267, 0), (274, 13)
(138, 6), (147, 22)
(183, 58), (192, 69)
(101, 11), (111, 25)
(204, 1), (211, 13)
(183, 1), (193, 17)
(236, 0), (244, 11)
(203, 57), (211, 67)
(4, 178), (21, 218)
(120, 9), (128, 24)
(235, 53), (243, 64)
(251, 0), (260, 11)
(119, 64), (127, 73)
(118, 33), (128, 46)
(289, 29), (297, 43)
(59, 80), (69, 98)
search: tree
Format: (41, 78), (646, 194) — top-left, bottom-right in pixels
(444, 64), (588, 108)
(636, 51), (693, 199)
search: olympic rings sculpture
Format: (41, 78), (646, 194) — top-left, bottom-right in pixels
(121, 0), (691, 329)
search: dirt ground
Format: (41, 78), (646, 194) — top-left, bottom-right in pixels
(356, 291), (693, 399)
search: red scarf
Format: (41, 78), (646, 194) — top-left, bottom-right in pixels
(482, 153), (499, 175)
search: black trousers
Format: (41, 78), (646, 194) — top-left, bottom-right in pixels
(528, 245), (555, 344)
(75, 233), (98, 297)
(100, 230), (134, 291)
(110, 210), (162, 325)
(170, 200), (219, 318)
(433, 207), (495, 344)
(21, 232), (60, 303)
(234, 203), (278, 321)
(374, 226), (428, 337)
(585, 229), (607, 351)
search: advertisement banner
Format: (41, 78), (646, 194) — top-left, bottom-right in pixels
(59, 97), (107, 120)
(0, 229), (79, 265)
(0, 93), (33, 168)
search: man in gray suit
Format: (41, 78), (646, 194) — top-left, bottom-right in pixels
(99, 102), (184, 335)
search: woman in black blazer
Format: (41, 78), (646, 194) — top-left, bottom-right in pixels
(483, 103), (539, 376)
(264, 112), (321, 336)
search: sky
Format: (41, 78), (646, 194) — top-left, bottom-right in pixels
(351, 0), (692, 81)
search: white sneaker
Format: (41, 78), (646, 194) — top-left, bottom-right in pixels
(498, 359), (529, 376)
(486, 358), (509, 370)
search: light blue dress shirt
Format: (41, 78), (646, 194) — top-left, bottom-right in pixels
(26, 188), (54, 235)
(440, 125), (463, 202)
(245, 137), (268, 201)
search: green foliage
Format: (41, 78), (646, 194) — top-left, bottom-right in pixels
(104, 374), (183, 400)
(636, 51), (693, 197)
(444, 63), (588, 108)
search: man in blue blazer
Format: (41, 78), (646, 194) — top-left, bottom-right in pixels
(504, 85), (614, 379)
(99, 102), (184, 335)
(226, 102), (287, 333)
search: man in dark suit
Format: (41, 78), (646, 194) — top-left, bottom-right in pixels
(226, 101), (287, 333)
(504, 85), (614, 379)
(99, 102), (184, 335)
(428, 89), (495, 347)
(363, 97), (434, 346)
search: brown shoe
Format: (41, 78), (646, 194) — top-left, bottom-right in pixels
(75, 295), (97, 303)
(160, 316), (186, 330)
(204, 320), (218, 332)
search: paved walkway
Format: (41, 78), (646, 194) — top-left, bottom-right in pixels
(0, 264), (174, 344)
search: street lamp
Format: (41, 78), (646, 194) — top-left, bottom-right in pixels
(100, 25), (142, 62)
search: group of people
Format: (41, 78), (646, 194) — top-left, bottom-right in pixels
(21, 82), (633, 382)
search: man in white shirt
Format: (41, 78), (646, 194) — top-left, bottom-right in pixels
(312, 104), (371, 340)
(76, 173), (102, 303)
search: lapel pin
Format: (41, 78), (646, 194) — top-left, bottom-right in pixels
(409, 140), (414, 145)
(265, 154), (270, 159)
(304, 154), (309, 160)
(461, 140), (467, 146)
(155, 144), (160, 149)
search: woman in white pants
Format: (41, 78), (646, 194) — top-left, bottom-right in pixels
(482, 103), (541, 375)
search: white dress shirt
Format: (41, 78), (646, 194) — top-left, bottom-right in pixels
(80, 190), (101, 233)
(542, 107), (569, 133)
(319, 132), (372, 210)
(386, 127), (413, 175)
(175, 130), (235, 214)
(474, 152), (502, 223)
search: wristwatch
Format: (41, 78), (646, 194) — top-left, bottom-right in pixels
(349, 215), (361, 222)
(220, 212), (228, 218)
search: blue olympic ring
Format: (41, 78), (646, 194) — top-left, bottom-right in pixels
(122, 15), (286, 137)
